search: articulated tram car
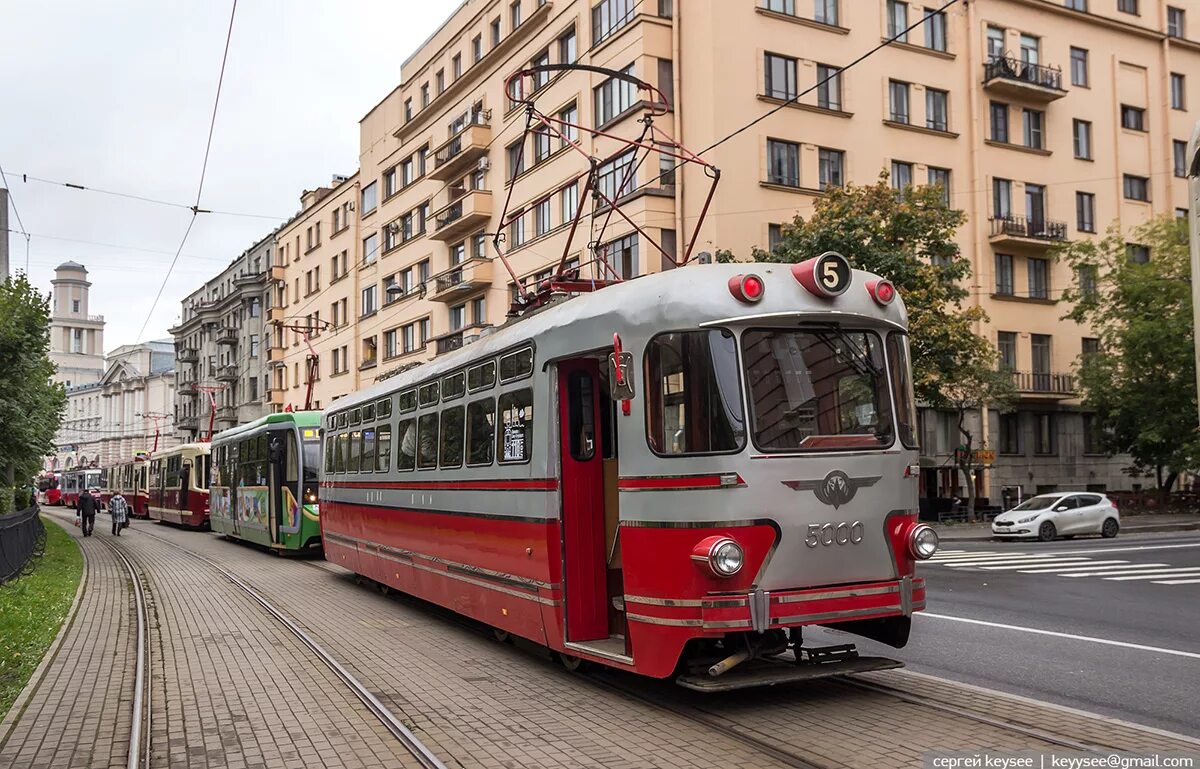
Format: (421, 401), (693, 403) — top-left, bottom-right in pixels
(320, 257), (940, 688)
(147, 443), (211, 528)
(210, 412), (323, 552)
(104, 459), (150, 518)
(62, 469), (101, 508)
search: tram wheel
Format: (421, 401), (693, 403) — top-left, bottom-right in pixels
(1038, 521), (1057, 542)
(377, 582), (391, 596)
(492, 628), (511, 643)
(557, 652), (589, 673)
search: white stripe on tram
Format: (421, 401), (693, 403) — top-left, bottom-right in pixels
(918, 613), (1200, 660)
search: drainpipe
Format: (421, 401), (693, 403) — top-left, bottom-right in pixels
(672, 1), (684, 266)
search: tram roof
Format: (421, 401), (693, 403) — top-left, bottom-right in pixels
(211, 411), (324, 445)
(330, 261), (909, 416)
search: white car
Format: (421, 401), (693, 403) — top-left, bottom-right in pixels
(991, 492), (1120, 542)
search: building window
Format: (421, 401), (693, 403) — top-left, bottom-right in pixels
(531, 49), (550, 89)
(1069, 47), (1088, 87)
(404, 98), (413, 122)
(989, 101), (1009, 142)
(818, 148), (844, 190)
(1120, 105), (1146, 131)
(1022, 109), (1044, 149)
(767, 139), (800, 187)
(363, 233), (378, 265)
(361, 182), (377, 214)
(994, 253), (1014, 295)
(1117, 0), (1137, 14)
(986, 25), (1004, 61)
(452, 54), (462, 80)
(1174, 140), (1189, 177)
(928, 167), (951, 206)
(560, 181), (579, 223)
(601, 233), (639, 279)
(993, 178), (1012, 218)
(1168, 6), (1185, 38)
(890, 160), (913, 189)
(491, 17), (502, 46)
(510, 0), (522, 28)
(594, 63), (636, 126)
(999, 413), (1020, 455)
(816, 64), (841, 110)
(768, 223), (784, 253)
(534, 197), (551, 236)
(1127, 244), (1150, 264)
(1122, 174), (1150, 202)
(1073, 119), (1092, 160)
(1064, 0), (1086, 10)
(888, 80), (910, 123)
(1076, 192), (1095, 232)
(1082, 337), (1100, 357)
(1028, 258), (1049, 300)
(450, 303), (466, 331)
(558, 103), (579, 146)
(506, 139), (524, 180)
(508, 212), (526, 247)
(592, 0), (634, 45)
(1170, 73), (1186, 110)
(471, 296), (486, 325)
(815, 0), (838, 26)
(763, 53), (797, 100)
(421, 83), (430, 108)
(596, 149), (637, 200)
(435, 69), (445, 94)
(923, 10), (946, 51)
(360, 285), (377, 317)
(1078, 265), (1098, 298)
(997, 331), (1017, 370)
(472, 34), (483, 63)
(925, 88), (948, 131)
(532, 127), (551, 163)
(1033, 413), (1056, 455)
(384, 329), (398, 359)
(887, 0), (908, 41)
(763, 0), (795, 14)
(559, 27), (577, 64)
(362, 336), (378, 367)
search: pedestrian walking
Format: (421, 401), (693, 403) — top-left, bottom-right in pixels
(109, 492), (129, 536)
(76, 487), (99, 537)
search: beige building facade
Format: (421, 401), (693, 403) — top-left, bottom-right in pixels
(265, 0), (1196, 503)
(48, 261), (105, 388)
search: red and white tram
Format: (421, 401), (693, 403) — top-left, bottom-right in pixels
(148, 443), (211, 528)
(320, 257), (938, 687)
(61, 468), (101, 508)
(104, 458), (151, 518)
(36, 473), (62, 506)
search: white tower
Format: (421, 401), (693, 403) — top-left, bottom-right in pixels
(48, 261), (106, 388)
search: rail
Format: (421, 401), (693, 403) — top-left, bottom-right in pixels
(0, 505), (46, 584)
(984, 55), (1065, 92)
(990, 216), (1068, 242)
(1010, 370), (1074, 394)
(100, 541), (151, 769)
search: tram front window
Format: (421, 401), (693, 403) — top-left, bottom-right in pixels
(742, 328), (895, 451)
(645, 329), (745, 455)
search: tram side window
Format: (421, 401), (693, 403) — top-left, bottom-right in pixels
(335, 433), (348, 473)
(361, 428), (377, 472)
(417, 413), (439, 469)
(645, 330), (745, 455)
(285, 432), (299, 486)
(498, 389), (533, 463)
(376, 425), (392, 471)
(349, 430), (363, 472)
(397, 419), (416, 471)
(887, 333), (919, 450)
(325, 438), (335, 474)
(439, 406), (465, 468)
(467, 398), (496, 465)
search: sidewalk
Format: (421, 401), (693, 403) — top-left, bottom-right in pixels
(933, 512), (1200, 541)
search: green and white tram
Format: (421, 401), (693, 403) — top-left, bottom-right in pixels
(209, 411), (323, 552)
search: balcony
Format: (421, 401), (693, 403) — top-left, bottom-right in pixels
(429, 122), (492, 182)
(216, 364), (239, 382)
(177, 347), (199, 363)
(216, 327), (239, 346)
(983, 56), (1067, 102)
(178, 381), (198, 396)
(430, 188), (492, 242)
(268, 345), (287, 364)
(430, 258), (494, 303)
(433, 323), (491, 356)
(216, 405), (237, 423)
(270, 265), (287, 282)
(989, 216), (1068, 248)
(177, 415), (199, 430)
(1010, 370), (1075, 398)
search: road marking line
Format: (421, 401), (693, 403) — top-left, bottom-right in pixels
(940, 557), (1063, 567)
(930, 552), (1014, 561)
(917, 613), (1200, 660)
(1028, 542), (1200, 557)
(1154, 578), (1200, 585)
(1017, 561), (1148, 574)
(1104, 569), (1200, 581)
(1061, 565), (1196, 578)
(977, 558), (1097, 571)
(933, 554), (1050, 564)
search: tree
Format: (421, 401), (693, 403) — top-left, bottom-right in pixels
(0, 274), (65, 508)
(943, 360), (1016, 520)
(758, 172), (1014, 518)
(1056, 215), (1197, 492)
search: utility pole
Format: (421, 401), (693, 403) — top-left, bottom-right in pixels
(1188, 121), (1200, 425)
(0, 187), (10, 278)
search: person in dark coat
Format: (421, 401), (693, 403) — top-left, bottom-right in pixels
(76, 487), (99, 537)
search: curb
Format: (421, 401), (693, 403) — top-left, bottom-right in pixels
(934, 521), (1200, 542)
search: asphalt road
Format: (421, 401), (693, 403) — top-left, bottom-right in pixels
(810, 532), (1200, 739)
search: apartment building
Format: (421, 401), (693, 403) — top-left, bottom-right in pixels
(271, 0), (1196, 503)
(267, 175), (362, 411)
(170, 234), (273, 439)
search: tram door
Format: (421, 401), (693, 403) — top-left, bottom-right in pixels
(268, 433), (285, 546)
(558, 359), (609, 642)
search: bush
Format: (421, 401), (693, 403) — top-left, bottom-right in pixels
(0, 487), (34, 515)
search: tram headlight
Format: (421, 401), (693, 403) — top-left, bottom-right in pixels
(908, 524), (939, 560)
(711, 540), (744, 576)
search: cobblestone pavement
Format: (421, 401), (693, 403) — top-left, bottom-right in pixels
(2, 513), (430, 769)
(121, 523), (1199, 769)
(0, 518), (136, 769)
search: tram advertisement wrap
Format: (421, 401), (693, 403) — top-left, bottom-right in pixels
(237, 486), (269, 526)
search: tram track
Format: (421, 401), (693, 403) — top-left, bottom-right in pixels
(129, 527), (450, 769)
(96, 538), (151, 769)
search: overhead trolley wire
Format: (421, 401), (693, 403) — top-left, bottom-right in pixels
(0, 160), (32, 272)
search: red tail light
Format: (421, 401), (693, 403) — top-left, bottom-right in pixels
(866, 278), (896, 306)
(728, 273), (765, 303)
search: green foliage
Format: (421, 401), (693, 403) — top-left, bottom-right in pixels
(1056, 215), (1197, 487)
(755, 171), (993, 408)
(0, 274), (65, 484)
(0, 518), (82, 714)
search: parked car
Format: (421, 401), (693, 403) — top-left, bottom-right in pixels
(991, 492), (1120, 542)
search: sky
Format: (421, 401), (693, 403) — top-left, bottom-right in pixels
(1, 0), (458, 350)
